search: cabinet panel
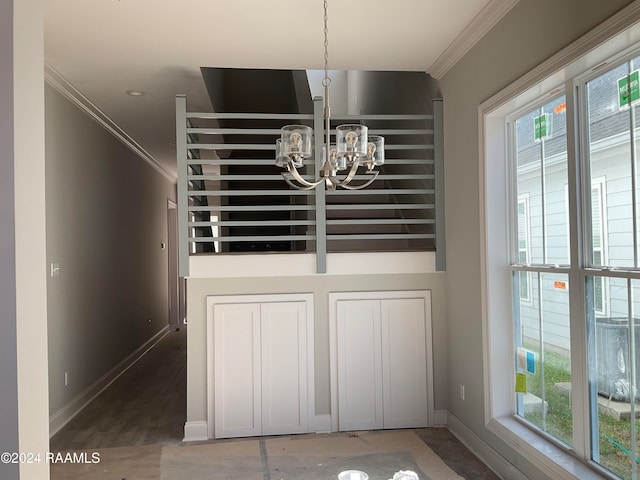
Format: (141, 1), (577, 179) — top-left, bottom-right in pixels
(381, 298), (428, 428)
(213, 303), (261, 438)
(261, 301), (308, 435)
(336, 299), (383, 431)
(208, 294), (314, 439)
(332, 291), (431, 433)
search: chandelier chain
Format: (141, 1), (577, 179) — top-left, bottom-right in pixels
(322, 0), (331, 87)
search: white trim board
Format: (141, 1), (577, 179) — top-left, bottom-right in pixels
(446, 412), (528, 480)
(189, 251), (437, 278)
(183, 421), (208, 442)
(44, 64), (176, 184)
(49, 326), (170, 437)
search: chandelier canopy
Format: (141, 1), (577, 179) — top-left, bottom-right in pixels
(275, 0), (385, 191)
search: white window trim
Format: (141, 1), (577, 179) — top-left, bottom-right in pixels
(591, 178), (610, 316)
(517, 193), (533, 303)
(480, 4), (640, 479)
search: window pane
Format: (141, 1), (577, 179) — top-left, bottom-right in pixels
(587, 63), (634, 268)
(589, 276), (640, 480)
(515, 271), (572, 446)
(515, 96), (569, 265)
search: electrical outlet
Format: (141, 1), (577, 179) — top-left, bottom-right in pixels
(64, 371), (69, 387)
(460, 384), (465, 401)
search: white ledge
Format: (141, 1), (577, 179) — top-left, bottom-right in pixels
(188, 251), (437, 278)
(488, 417), (610, 480)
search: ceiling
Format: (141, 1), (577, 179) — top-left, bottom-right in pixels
(44, 0), (518, 180)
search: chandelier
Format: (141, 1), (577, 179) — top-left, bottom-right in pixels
(275, 0), (385, 191)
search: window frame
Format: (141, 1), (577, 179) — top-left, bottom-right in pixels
(516, 193), (533, 303)
(480, 7), (640, 480)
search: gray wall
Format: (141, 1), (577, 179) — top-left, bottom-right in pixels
(438, 0), (634, 476)
(45, 85), (177, 416)
(0, 0), (20, 477)
(186, 272), (446, 424)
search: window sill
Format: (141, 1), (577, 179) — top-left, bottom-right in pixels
(488, 417), (611, 480)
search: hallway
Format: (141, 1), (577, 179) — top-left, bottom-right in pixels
(49, 327), (498, 480)
(50, 328), (187, 451)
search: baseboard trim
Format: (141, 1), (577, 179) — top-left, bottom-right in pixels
(314, 414), (332, 433)
(183, 421), (209, 442)
(433, 409), (448, 426)
(49, 326), (171, 437)
(446, 412), (527, 480)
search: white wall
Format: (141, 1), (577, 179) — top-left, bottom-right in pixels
(1, 1), (50, 479)
(439, 0), (634, 477)
(45, 84), (177, 417)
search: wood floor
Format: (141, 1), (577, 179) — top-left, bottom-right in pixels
(50, 327), (187, 450)
(49, 326), (499, 479)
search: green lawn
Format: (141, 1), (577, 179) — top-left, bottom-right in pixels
(521, 346), (640, 480)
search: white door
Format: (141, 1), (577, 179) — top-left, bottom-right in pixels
(336, 299), (383, 431)
(334, 294), (430, 431)
(381, 298), (429, 428)
(261, 301), (308, 435)
(213, 303), (262, 439)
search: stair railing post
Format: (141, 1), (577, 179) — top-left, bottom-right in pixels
(433, 98), (446, 271)
(314, 96), (327, 274)
(176, 95), (190, 277)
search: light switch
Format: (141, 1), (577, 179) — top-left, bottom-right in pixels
(50, 262), (60, 278)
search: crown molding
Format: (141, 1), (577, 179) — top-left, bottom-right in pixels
(480, 0), (640, 114)
(428, 0), (520, 80)
(44, 64), (177, 183)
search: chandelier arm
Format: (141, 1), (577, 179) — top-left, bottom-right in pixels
(334, 159), (361, 188)
(281, 174), (316, 191)
(336, 171), (379, 190)
(282, 166), (324, 190)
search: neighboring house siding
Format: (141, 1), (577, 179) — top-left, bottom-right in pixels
(518, 135), (639, 352)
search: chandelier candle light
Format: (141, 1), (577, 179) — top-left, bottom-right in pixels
(275, 0), (385, 190)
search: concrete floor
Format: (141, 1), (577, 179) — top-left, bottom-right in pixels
(49, 328), (500, 480)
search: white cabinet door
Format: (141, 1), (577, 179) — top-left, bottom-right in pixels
(381, 298), (428, 429)
(336, 299), (383, 431)
(261, 301), (308, 435)
(334, 293), (430, 432)
(210, 295), (312, 439)
(213, 303), (262, 439)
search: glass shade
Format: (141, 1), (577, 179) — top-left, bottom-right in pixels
(281, 125), (312, 159)
(275, 139), (288, 168)
(367, 135), (385, 166)
(336, 124), (368, 160)
(323, 144), (345, 171)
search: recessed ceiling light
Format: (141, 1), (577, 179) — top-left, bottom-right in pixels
(126, 90), (145, 97)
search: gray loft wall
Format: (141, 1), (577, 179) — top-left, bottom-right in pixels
(0, 0), (20, 477)
(45, 84), (177, 417)
(438, 0), (634, 477)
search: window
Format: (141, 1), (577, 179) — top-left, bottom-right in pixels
(511, 95), (573, 446)
(482, 18), (640, 480)
(584, 55), (640, 480)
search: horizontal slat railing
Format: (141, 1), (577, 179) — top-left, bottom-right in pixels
(176, 94), (443, 274)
